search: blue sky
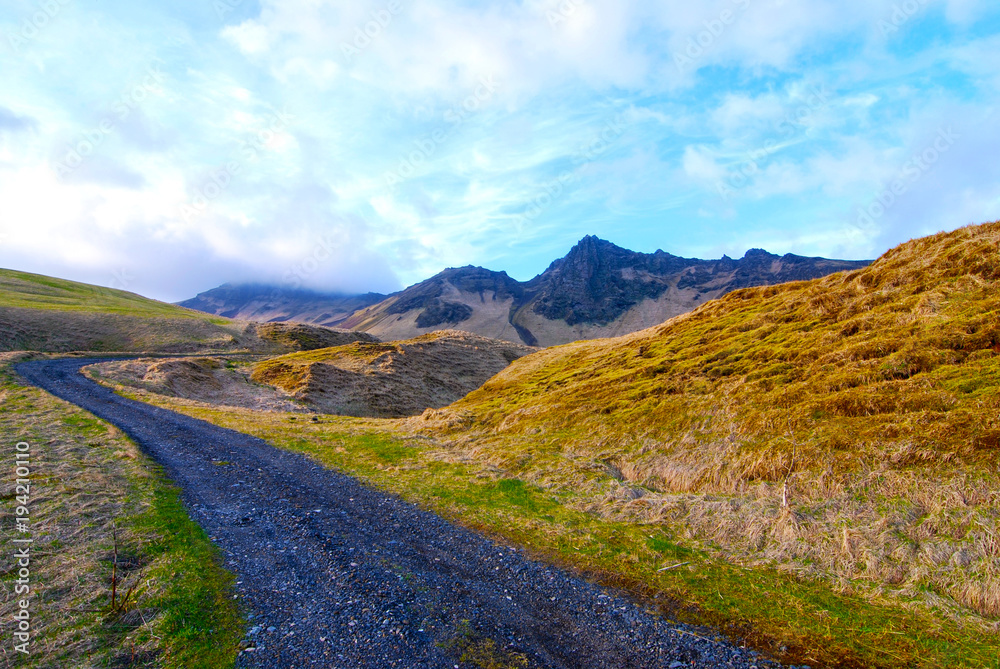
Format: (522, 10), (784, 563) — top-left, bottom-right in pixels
(1, 0), (998, 302)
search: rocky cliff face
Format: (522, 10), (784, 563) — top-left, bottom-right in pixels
(523, 236), (688, 326)
(181, 238), (871, 347)
(383, 267), (524, 327)
(521, 238), (871, 329)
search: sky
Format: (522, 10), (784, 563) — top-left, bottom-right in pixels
(1, 0), (999, 302)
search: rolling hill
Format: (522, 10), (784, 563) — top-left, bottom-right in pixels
(417, 222), (1000, 626)
(251, 330), (535, 417)
(0, 269), (373, 354)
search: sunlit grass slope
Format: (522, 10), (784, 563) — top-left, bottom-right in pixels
(0, 268), (223, 318)
(456, 222), (1000, 456)
(0, 268), (275, 353)
(437, 222), (1000, 620)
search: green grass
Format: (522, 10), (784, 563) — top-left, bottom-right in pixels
(0, 354), (243, 667)
(441, 621), (531, 668)
(0, 268), (225, 321)
(127, 480), (244, 667)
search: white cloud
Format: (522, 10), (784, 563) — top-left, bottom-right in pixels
(682, 146), (725, 181)
(221, 21), (272, 56)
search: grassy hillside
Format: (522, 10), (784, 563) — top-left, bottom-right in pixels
(0, 269), (224, 318)
(0, 268), (324, 354)
(407, 222), (999, 664)
(452, 222), (1000, 456)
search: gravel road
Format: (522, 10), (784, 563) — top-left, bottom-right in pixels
(16, 358), (791, 669)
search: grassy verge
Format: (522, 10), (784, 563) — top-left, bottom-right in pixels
(0, 354), (243, 668)
(93, 383), (1000, 669)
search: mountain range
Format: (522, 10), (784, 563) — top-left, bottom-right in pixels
(180, 236), (871, 347)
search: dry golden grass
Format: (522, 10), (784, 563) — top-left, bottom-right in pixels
(413, 222), (1000, 625)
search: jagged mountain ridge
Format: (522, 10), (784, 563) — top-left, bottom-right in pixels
(341, 237), (871, 346)
(525, 236), (874, 327)
(182, 237), (871, 347)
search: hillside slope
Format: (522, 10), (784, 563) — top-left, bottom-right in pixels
(420, 222), (1000, 624)
(342, 237), (870, 346)
(178, 283), (386, 327)
(252, 330), (535, 417)
(88, 357), (306, 412)
(341, 267), (529, 343)
(0, 269), (371, 354)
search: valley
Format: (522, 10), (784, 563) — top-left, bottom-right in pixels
(3, 222), (998, 668)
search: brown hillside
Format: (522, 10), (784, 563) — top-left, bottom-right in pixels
(0, 307), (267, 354)
(420, 222), (1000, 622)
(252, 322), (379, 351)
(253, 330), (536, 418)
(88, 357), (305, 413)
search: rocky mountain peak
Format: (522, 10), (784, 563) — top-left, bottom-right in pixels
(181, 237), (871, 348)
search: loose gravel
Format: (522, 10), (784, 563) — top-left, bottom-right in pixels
(17, 359), (797, 669)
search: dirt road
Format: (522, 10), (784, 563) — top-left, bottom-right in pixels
(16, 358), (782, 669)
